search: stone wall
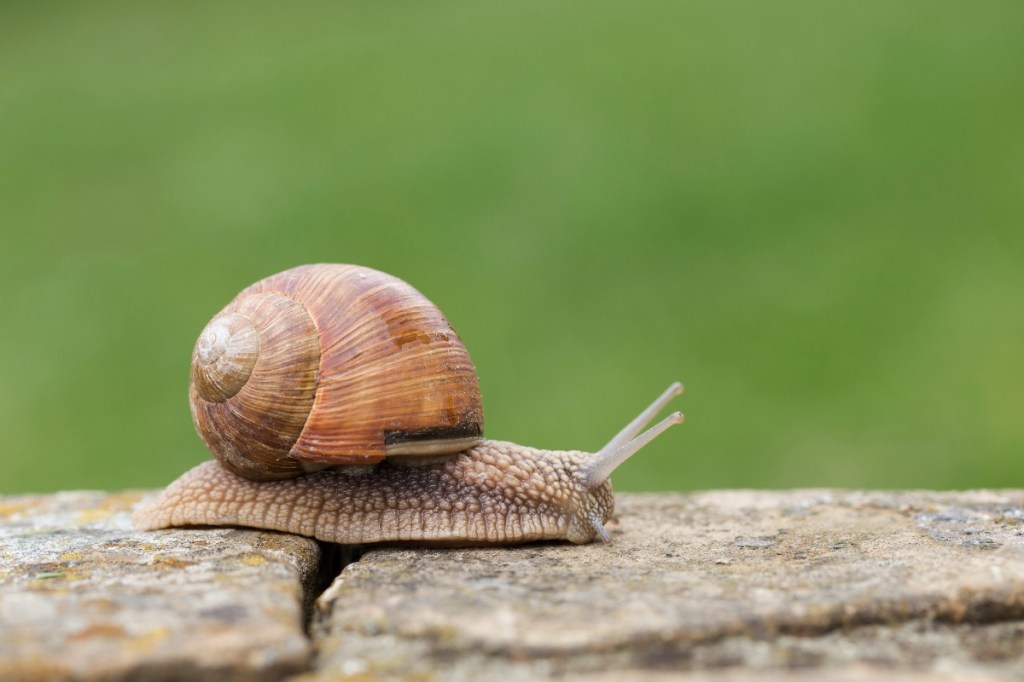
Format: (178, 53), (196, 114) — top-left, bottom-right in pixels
(2, 489), (1023, 680)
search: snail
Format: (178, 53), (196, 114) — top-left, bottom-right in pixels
(133, 264), (683, 545)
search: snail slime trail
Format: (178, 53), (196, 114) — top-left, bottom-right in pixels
(134, 264), (684, 546)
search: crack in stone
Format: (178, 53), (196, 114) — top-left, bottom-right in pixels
(303, 542), (365, 633)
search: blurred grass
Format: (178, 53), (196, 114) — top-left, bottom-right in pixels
(1, 1), (1021, 494)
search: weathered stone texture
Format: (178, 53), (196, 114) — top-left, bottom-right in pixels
(0, 491), (320, 681)
(3, 489), (1024, 681)
(308, 490), (1024, 681)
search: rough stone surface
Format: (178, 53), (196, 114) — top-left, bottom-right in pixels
(0, 491), (321, 682)
(4, 489), (1024, 681)
(308, 490), (1024, 681)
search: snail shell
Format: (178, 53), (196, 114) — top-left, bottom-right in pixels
(190, 264), (484, 481)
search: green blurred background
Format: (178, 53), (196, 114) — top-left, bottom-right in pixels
(1, 2), (1022, 494)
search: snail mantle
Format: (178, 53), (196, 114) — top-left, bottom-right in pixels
(3, 487), (1024, 681)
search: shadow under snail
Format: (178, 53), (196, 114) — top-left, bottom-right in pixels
(133, 263), (684, 545)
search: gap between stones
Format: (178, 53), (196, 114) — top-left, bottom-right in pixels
(303, 542), (364, 632)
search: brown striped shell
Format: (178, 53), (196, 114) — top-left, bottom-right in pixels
(189, 264), (484, 481)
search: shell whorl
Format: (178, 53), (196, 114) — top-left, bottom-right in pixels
(192, 314), (260, 402)
(190, 293), (321, 480)
(189, 264), (484, 481)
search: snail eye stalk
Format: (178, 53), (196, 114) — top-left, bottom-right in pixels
(583, 383), (684, 489)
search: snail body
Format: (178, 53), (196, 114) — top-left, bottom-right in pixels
(134, 264), (683, 545)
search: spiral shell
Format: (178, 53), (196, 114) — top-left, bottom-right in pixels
(190, 264), (484, 480)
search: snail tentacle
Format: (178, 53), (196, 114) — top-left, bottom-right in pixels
(589, 513), (612, 543)
(602, 382), (683, 453)
(582, 384), (685, 489)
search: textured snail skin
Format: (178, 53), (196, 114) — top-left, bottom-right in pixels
(133, 441), (615, 545)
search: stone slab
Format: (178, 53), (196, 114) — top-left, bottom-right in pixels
(0, 491), (321, 682)
(307, 490), (1024, 681)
